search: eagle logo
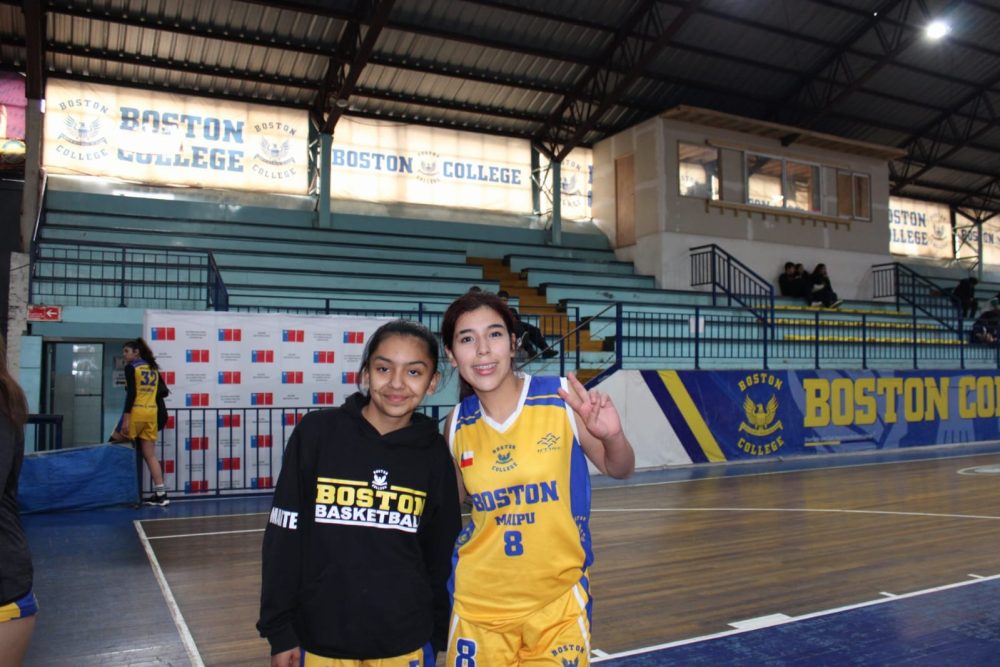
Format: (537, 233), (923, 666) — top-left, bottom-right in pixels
(738, 394), (782, 437)
(60, 116), (106, 146)
(371, 468), (388, 490)
(257, 137), (293, 166)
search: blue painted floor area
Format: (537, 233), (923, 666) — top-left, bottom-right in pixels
(22, 505), (188, 666)
(20, 495), (272, 666)
(599, 577), (1000, 666)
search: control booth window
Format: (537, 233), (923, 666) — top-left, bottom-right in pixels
(678, 142), (719, 200)
(784, 160), (820, 212)
(747, 153), (821, 213)
(746, 153), (783, 208)
(837, 171), (871, 220)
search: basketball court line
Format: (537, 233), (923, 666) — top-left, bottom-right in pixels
(591, 572), (1000, 662)
(602, 445), (1000, 491)
(140, 503), (1000, 542)
(134, 520), (205, 667)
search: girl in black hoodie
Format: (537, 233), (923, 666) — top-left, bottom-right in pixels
(258, 320), (461, 667)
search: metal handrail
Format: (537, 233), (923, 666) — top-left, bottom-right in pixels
(518, 303), (618, 384)
(31, 238), (229, 310)
(872, 262), (960, 334)
(690, 244), (775, 326)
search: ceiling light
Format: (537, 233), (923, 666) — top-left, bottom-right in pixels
(335, 97), (350, 108)
(925, 20), (950, 40)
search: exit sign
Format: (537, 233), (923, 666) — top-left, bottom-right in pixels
(27, 305), (62, 322)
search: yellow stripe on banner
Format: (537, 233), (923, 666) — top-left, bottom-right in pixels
(806, 440), (840, 447)
(658, 370), (727, 462)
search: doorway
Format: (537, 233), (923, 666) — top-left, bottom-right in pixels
(45, 342), (105, 447)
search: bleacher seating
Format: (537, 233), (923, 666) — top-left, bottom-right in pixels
(33, 186), (1000, 375)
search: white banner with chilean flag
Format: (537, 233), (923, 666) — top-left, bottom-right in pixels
(143, 310), (390, 495)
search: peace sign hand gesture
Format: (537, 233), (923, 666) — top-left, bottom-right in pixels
(557, 372), (623, 442)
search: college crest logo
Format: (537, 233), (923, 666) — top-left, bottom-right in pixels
(255, 137), (293, 167)
(929, 213), (950, 250)
(416, 150), (440, 183)
(551, 642), (587, 666)
(59, 115), (106, 147)
(371, 468), (388, 490)
(739, 395), (782, 437)
(735, 373), (786, 456)
(491, 443), (517, 472)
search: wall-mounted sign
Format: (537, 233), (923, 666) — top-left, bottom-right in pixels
(43, 79), (309, 194)
(27, 304), (62, 322)
(888, 196), (951, 259)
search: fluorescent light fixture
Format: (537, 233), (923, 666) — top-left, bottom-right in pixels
(926, 20), (950, 40)
(111, 190), (176, 200)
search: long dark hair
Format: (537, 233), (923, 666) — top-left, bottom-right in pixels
(0, 333), (29, 428)
(124, 337), (160, 371)
(356, 320), (440, 393)
(441, 290), (517, 399)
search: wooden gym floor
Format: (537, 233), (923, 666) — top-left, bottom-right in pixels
(22, 442), (1000, 666)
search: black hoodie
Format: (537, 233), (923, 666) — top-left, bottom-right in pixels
(257, 393), (461, 659)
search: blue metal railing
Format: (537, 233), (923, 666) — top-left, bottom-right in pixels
(585, 304), (996, 371)
(872, 262), (961, 334)
(690, 244), (775, 325)
(690, 244), (775, 368)
(30, 239), (230, 311)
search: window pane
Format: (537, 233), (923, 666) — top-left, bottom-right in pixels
(785, 161), (820, 212)
(836, 171), (853, 217)
(853, 173), (870, 220)
(678, 143), (719, 200)
(747, 154), (782, 208)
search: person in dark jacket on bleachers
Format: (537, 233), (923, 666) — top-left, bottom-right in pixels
(808, 264), (842, 309)
(970, 297), (1000, 345)
(498, 290), (558, 359)
(951, 277), (978, 319)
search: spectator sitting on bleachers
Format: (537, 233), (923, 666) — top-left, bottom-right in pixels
(969, 297), (1000, 345)
(498, 290), (558, 359)
(778, 262), (797, 297)
(778, 262), (810, 298)
(951, 277), (978, 319)
(808, 264), (843, 309)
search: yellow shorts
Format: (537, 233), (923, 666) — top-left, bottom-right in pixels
(446, 582), (591, 667)
(0, 590), (38, 623)
(128, 418), (158, 442)
(304, 644), (430, 667)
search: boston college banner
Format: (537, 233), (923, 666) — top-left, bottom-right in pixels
(43, 79), (309, 194)
(144, 310), (389, 494)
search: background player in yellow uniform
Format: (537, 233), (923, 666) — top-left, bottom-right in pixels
(441, 291), (635, 667)
(121, 338), (169, 506)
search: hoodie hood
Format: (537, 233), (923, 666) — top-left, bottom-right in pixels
(341, 391), (441, 449)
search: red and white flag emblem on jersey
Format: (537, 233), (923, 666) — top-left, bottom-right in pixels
(460, 451), (474, 468)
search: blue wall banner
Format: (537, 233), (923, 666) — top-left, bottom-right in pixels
(640, 369), (1000, 461)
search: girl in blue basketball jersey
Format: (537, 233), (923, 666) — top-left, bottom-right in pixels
(441, 291), (635, 667)
(258, 320), (461, 667)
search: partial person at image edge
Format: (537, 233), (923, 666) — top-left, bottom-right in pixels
(0, 333), (37, 667)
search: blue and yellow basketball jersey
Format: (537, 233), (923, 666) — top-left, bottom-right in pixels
(448, 375), (593, 624)
(130, 360), (159, 422)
